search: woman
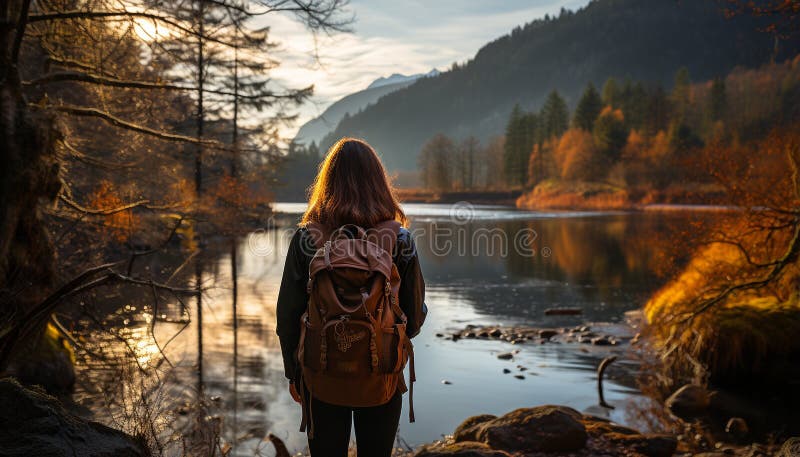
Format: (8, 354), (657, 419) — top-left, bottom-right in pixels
(276, 138), (427, 457)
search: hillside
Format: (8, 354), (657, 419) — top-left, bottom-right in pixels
(293, 70), (436, 147)
(320, 0), (800, 175)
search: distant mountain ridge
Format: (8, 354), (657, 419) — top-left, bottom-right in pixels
(320, 0), (800, 174)
(293, 70), (438, 147)
(367, 69), (441, 90)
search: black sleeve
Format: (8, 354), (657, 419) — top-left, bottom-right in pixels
(396, 231), (427, 338)
(276, 229), (311, 381)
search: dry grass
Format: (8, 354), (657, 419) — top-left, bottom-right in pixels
(516, 179), (632, 210)
(643, 238), (800, 390)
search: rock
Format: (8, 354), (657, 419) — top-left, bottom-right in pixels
(442, 380), (452, 385)
(455, 405), (587, 453)
(725, 417), (749, 438)
(606, 433), (678, 457)
(665, 384), (710, 419)
(583, 417), (639, 437)
(496, 352), (514, 360)
(502, 368), (511, 374)
(0, 378), (148, 457)
(708, 390), (766, 425)
(415, 442), (510, 457)
(591, 336), (612, 345)
(489, 329), (502, 338)
(513, 375), (524, 380)
(538, 329), (559, 339)
(453, 415), (497, 442)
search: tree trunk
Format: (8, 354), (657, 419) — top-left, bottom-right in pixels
(0, 0), (62, 370)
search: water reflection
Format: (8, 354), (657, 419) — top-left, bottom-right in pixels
(74, 204), (709, 455)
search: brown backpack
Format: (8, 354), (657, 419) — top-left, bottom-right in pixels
(297, 220), (415, 436)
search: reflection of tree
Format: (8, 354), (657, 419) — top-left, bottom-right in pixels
(505, 215), (704, 303)
(412, 214), (709, 322)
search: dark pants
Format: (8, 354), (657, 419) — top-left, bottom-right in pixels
(307, 390), (402, 457)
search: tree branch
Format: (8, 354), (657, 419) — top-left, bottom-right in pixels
(11, 0), (32, 64)
(32, 103), (220, 146)
(24, 71), (304, 100)
(683, 219), (800, 321)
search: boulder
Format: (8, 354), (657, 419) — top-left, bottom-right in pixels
(708, 390), (765, 425)
(583, 416), (640, 437)
(453, 415), (497, 442)
(665, 384), (710, 419)
(0, 378), (148, 457)
(538, 329), (559, 339)
(414, 442), (510, 457)
(606, 433), (678, 457)
(454, 405), (587, 453)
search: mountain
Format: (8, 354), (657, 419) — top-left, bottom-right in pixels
(293, 70), (437, 147)
(367, 69), (441, 90)
(321, 0), (800, 174)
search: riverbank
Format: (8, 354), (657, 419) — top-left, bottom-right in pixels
(515, 180), (728, 211)
(397, 182), (731, 212)
(396, 189), (523, 205)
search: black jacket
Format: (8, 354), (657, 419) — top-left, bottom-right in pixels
(275, 226), (427, 381)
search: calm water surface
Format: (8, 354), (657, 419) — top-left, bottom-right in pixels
(76, 203), (705, 455)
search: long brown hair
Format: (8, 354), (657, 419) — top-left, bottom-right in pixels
(301, 138), (406, 228)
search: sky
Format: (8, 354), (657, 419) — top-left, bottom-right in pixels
(262, 0), (591, 139)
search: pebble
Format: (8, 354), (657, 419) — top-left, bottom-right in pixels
(441, 380), (452, 385)
(503, 368), (511, 374)
(497, 352), (514, 360)
(514, 375), (525, 380)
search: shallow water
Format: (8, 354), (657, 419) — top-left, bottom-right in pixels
(75, 203), (707, 455)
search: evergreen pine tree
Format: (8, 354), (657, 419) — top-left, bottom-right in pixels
(541, 90), (569, 139)
(573, 83), (603, 130)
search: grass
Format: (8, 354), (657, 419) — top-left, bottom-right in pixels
(643, 239), (800, 390)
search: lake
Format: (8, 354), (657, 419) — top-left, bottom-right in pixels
(74, 202), (708, 455)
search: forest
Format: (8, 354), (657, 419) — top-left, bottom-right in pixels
(417, 59), (800, 208)
(319, 0), (800, 174)
(0, 0), (348, 454)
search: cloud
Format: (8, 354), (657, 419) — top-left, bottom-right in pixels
(258, 0), (590, 139)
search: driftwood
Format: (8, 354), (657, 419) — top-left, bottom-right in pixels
(597, 355), (617, 409)
(267, 433), (291, 457)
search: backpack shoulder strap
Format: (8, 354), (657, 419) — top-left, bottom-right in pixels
(306, 220), (401, 254)
(367, 220), (401, 255)
(304, 222), (330, 250)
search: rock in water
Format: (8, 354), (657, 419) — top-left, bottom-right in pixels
(0, 378), (148, 457)
(454, 405), (587, 452)
(415, 442), (510, 456)
(665, 384), (710, 419)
